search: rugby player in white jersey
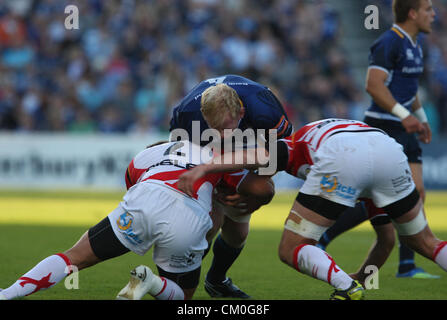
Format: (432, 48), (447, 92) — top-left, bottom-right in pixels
(0, 141), (273, 300)
(178, 119), (447, 300)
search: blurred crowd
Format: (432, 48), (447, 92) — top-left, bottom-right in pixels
(0, 0), (445, 135)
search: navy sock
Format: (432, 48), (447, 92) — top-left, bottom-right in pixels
(206, 234), (243, 284)
(398, 242), (416, 274)
(318, 202), (368, 248)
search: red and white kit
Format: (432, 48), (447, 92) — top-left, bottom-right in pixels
(110, 141), (248, 273)
(279, 118), (415, 209)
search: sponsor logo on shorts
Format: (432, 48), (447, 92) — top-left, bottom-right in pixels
(391, 169), (413, 193)
(320, 175), (357, 199)
(116, 212), (143, 245)
(169, 251), (201, 268)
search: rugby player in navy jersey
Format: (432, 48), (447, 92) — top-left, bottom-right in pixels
(317, 0), (439, 279)
(169, 74), (292, 298)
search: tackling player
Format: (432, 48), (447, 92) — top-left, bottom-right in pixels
(317, 0), (438, 279)
(0, 141), (273, 300)
(178, 119), (447, 300)
(168, 74), (292, 298)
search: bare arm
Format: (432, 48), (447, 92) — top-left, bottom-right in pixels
(350, 223), (395, 286)
(177, 147), (271, 197)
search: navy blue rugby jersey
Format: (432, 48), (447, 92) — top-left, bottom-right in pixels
(169, 75), (293, 141)
(365, 24), (424, 122)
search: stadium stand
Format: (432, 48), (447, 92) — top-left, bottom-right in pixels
(0, 0), (445, 136)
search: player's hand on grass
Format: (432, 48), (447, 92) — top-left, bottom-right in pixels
(178, 165), (207, 197)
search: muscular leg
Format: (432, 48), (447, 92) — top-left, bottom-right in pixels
(64, 231), (102, 270)
(206, 216), (249, 284)
(204, 199), (251, 298)
(0, 230), (103, 300)
(391, 199), (445, 264)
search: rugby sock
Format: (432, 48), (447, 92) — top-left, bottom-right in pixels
(318, 203), (368, 249)
(432, 241), (447, 271)
(206, 234), (243, 284)
(398, 242), (416, 274)
(152, 276), (185, 300)
(294, 244), (353, 290)
(1, 253), (71, 300)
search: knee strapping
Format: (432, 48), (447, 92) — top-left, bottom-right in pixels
(392, 207), (427, 236)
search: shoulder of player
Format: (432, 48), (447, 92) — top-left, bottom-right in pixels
(373, 28), (404, 48)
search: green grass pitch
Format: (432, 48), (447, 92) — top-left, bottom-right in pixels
(1, 189), (447, 300)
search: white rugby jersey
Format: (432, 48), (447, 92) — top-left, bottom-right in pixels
(125, 141), (247, 212)
(278, 119), (385, 179)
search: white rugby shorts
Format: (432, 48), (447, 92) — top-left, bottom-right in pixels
(300, 131), (415, 208)
(108, 181), (212, 273)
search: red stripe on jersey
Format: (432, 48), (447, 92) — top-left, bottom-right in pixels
(126, 159), (148, 189)
(142, 169), (223, 199)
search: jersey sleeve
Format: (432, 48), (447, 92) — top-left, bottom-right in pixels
(368, 34), (400, 72)
(125, 159), (148, 190)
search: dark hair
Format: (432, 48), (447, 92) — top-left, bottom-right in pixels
(393, 0), (422, 23)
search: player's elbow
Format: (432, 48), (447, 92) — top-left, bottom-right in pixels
(251, 178), (275, 205)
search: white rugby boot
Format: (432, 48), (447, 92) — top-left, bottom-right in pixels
(116, 265), (162, 300)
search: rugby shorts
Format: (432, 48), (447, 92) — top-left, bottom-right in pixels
(108, 181), (212, 273)
(299, 130), (416, 210)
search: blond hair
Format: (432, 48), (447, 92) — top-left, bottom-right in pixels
(200, 84), (241, 128)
